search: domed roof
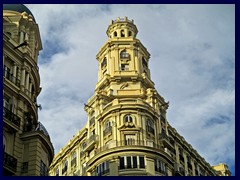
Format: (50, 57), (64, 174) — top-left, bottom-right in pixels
(3, 4), (35, 22)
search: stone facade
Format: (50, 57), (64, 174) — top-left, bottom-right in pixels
(3, 4), (54, 176)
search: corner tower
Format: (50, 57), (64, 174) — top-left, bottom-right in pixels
(84, 17), (171, 175)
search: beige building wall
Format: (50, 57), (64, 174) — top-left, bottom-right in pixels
(49, 17), (227, 176)
(3, 4), (54, 176)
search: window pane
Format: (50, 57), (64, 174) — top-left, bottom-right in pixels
(119, 157), (125, 169)
(133, 156), (137, 168)
(127, 156), (131, 168)
(139, 156), (145, 168)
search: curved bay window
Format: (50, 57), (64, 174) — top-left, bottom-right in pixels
(124, 114), (133, 123)
(146, 119), (155, 135)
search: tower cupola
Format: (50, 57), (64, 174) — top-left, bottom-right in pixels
(107, 17), (138, 39)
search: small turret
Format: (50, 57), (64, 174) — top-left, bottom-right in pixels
(106, 17), (138, 39)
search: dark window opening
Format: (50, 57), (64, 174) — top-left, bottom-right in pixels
(121, 30), (125, 37)
(127, 156), (131, 168)
(124, 115), (133, 123)
(139, 156), (145, 168)
(133, 156), (137, 168)
(129, 31), (132, 37)
(119, 157), (125, 169)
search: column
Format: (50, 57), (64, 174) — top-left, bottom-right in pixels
(25, 72), (29, 95)
(29, 82), (32, 99)
(12, 63), (17, 84)
(19, 27), (24, 44)
(20, 68), (26, 91)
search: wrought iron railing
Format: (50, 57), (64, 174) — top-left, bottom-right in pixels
(3, 107), (21, 127)
(3, 69), (20, 87)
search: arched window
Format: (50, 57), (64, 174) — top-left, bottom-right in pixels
(105, 121), (111, 128)
(124, 114), (133, 123)
(146, 119), (155, 134)
(114, 31), (117, 37)
(121, 30), (125, 37)
(120, 50), (129, 58)
(128, 31), (132, 37)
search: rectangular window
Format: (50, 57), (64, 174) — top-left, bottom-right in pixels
(125, 134), (135, 145)
(127, 156), (131, 168)
(139, 156), (145, 168)
(133, 156), (137, 168)
(21, 162), (28, 173)
(120, 64), (129, 71)
(119, 157), (125, 169)
(40, 160), (47, 176)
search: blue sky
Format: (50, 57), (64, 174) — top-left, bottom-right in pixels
(25, 4), (235, 175)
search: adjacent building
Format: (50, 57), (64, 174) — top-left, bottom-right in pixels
(212, 163), (231, 176)
(3, 4), (54, 176)
(49, 17), (230, 176)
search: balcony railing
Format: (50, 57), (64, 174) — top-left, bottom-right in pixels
(82, 134), (99, 152)
(95, 140), (162, 155)
(174, 163), (185, 176)
(3, 69), (20, 87)
(3, 107), (21, 127)
(103, 126), (112, 136)
(4, 152), (17, 172)
(159, 133), (174, 150)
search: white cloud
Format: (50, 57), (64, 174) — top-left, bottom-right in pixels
(25, 4), (235, 174)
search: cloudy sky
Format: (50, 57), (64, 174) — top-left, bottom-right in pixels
(25, 4), (235, 175)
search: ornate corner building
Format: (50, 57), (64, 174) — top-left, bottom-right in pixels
(3, 4), (54, 176)
(48, 17), (231, 176)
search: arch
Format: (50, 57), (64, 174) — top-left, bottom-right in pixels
(128, 31), (132, 37)
(113, 31), (117, 37)
(124, 114), (133, 123)
(121, 30), (125, 37)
